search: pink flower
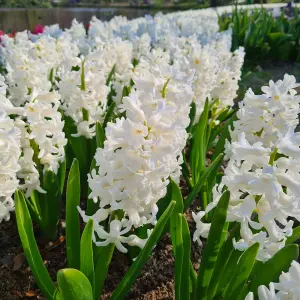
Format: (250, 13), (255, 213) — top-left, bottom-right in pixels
(32, 24), (45, 35)
(0, 30), (4, 36)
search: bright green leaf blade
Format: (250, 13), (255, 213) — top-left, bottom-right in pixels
(286, 227), (300, 245)
(57, 269), (93, 300)
(111, 201), (176, 300)
(15, 190), (57, 299)
(103, 102), (116, 129)
(173, 214), (183, 300)
(181, 215), (191, 300)
(207, 223), (240, 299)
(66, 158), (81, 270)
(196, 191), (230, 300)
(184, 153), (224, 211)
(223, 242), (260, 300)
(187, 101), (196, 133)
(190, 99), (209, 184)
(64, 116), (89, 196)
(58, 159), (66, 195)
(106, 64), (116, 86)
(248, 244), (299, 296)
(80, 219), (95, 299)
(39, 170), (62, 241)
(96, 121), (105, 149)
(171, 178), (184, 214)
(94, 244), (115, 300)
(215, 249), (242, 296)
(170, 179), (184, 257)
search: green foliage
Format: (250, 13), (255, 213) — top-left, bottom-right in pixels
(1, 0), (51, 8)
(219, 8), (300, 62)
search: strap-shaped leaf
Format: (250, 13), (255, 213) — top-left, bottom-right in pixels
(66, 159), (81, 269)
(39, 170), (62, 241)
(57, 269), (93, 300)
(286, 227), (300, 245)
(207, 223), (240, 299)
(181, 215), (192, 299)
(170, 179), (184, 253)
(190, 99), (209, 185)
(247, 244), (299, 297)
(174, 214), (183, 300)
(111, 201), (176, 300)
(58, 159), (66, 195)
(196, 191), (230, 300)
(15, 190), (57, 299)
(103, 102), (116, 129)
(64, 116), (89, 196)
(215, 249), (242, 296)
(80, 219), (95, 299)
(96, 121), (105, 149)
(187, 101), (196, 134)
(94, 243), (115, 300)
(211, 113), (236, 161)
(184, 153), (224, 211)
(223, 242), (260, 300)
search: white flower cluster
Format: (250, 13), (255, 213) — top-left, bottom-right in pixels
(246, 260), (300, 300)
(81, 64), (194, 253)
(193, 74), (300, 261)
(0, 75), (21, 222)
(0, 32), (69, 197)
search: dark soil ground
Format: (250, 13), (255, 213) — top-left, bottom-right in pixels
(1, 62), (300, 300)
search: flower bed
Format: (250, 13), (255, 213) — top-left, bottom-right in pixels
(0, 8), (300, 300)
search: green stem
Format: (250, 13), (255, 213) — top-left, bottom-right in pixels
(269, 148), (278, 166)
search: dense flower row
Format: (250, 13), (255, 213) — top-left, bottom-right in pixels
(193, 74), (300, 261)
(0, 10), (244, 225)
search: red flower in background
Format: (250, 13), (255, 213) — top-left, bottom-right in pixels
(32, 24), (45, 35)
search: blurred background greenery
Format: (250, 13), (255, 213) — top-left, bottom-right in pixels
(0, 0), (293, 8)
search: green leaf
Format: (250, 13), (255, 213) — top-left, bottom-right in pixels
(170, 179), (184, 261)
(103, 102), (116, 129)
(286, 227), (300, 245)
(171, 178), (184, 215)
(196, 191), (230, 300)
(80, 219), (95, 299)
(223, 242), (260, 300)
(94, 244), (115, 300)
(106, 64), (116, 86)
(215, 249), (242, 296)
(58, 159), (66, 195)
(64, 116), (89, 196)
(181, 215), (191, 300)
(15, 190), (57, 299)
(187, 102), (196, 133)
(111, 201), (176, 300)
(190, 99), (209, 185)
(184, 153), (224, 211)
(96, 121), (105, 149)
(173, 214), (183, 300)
(211, 112), (236, 161)
(66, 159), (81, 270)
(207, 223), (241, 299)
(57, 269), (93, 300)
(39, 170), (62, 241)
(247, 244), (299, 297)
